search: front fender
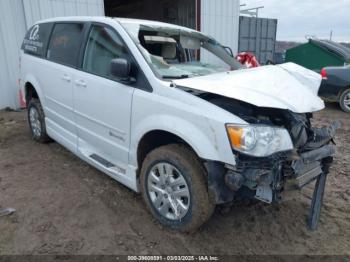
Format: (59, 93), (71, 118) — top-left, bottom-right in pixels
(129, 113), (235, 168)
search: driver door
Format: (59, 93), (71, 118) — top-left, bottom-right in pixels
(73, 24), (134, 174)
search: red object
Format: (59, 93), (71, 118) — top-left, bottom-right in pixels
(19, 89), (26, 109)
(235, 52), (260, 68)
(320, 68), (328, 79)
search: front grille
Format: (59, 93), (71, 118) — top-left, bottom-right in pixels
(235, 151), (289, 172)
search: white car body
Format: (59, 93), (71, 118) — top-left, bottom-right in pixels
(19, 16), (331, 202)
(20, 17), (245, 191)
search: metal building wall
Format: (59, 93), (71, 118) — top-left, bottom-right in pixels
(0, 0), (27, 109)
(22, 0), (105, 28)
(238, 16), (277, 64)
(174, 0), (196, 29)
(0, 0), (104, 109)
(200, 0), (240, 64)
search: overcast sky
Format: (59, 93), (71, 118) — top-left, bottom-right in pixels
(243, 0), (350, 42)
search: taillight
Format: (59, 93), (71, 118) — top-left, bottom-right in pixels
(321, 68), (327, 79)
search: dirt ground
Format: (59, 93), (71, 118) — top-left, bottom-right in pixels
(0, 104), (349, 255)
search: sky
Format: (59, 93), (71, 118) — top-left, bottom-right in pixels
(243, 0), (350, 42)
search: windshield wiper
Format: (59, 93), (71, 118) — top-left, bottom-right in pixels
(162, 74), (189, 79)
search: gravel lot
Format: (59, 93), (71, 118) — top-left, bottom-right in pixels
(0, 104), (349, 255)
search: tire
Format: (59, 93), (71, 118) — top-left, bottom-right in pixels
(140, 144), (215, 233)
(27, 98), (51, 143)
(339, 88), (350, 113)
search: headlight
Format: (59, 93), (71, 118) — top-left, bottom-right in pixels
(226, 124), (293, 157)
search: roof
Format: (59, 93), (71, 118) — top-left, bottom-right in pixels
(35, 16), (197, 33)
(36, 16), (111, 24)
(115, 18), (196, 32)
(310, 39), (350, 61)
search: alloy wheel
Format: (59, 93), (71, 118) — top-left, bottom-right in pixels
(147, 162), (190, 220)
(343, 92), (350, 111)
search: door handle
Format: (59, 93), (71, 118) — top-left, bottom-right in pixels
(62, 74), (71, 82)
(75, 79), (87, 88)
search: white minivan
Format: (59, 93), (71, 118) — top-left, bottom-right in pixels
(20, 16), (339, 232)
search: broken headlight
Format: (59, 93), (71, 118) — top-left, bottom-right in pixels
(226, 124), (293, 157)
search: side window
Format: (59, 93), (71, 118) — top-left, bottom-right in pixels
(83, 25), (130, 80)
(47, 23), (84, 67)
(22, 23), (53, 57)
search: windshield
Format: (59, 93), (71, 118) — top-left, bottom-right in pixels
(119, 20), (242, 79)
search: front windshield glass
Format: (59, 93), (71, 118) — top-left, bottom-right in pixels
(119, 21), (242, 79)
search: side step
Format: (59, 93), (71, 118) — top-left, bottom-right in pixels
(89, 153), (126, 174)
(90, 154), (115, 168)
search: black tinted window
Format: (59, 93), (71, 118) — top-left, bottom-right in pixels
(47, 23), (84, 67)
(22, 23), (53, 57)
(83, 25), (130, 80)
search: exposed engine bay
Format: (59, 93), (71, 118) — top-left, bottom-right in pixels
(182, 90), (340, 230)
(203, 93), (339, 195)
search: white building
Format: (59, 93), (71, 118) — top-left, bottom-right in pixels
(0, 0), (240, 109)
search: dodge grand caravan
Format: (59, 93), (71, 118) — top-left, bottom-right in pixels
(20, 17), (340, 232)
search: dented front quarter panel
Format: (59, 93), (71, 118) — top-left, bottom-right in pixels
(129, 79), (247, 168)
(174, 62), (325, 113)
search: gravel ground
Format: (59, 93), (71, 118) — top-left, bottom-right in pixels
(0, 104), (349, 255)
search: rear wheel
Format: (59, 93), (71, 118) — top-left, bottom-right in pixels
(140, 144), (215, 233)
(339, 88), (350, 113)
(27, 98), (51, 143)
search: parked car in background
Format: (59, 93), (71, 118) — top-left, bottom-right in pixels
(20, 17), (339, 232)
(319, 66), (350, 112)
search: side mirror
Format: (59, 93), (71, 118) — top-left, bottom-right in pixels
(110, 58), (131, 80)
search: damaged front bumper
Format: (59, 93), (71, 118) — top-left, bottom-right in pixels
(207, 120), (340, 230)
(291, 144), (335, 189)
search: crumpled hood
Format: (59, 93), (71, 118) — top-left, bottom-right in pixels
(174, 62), (325, 113)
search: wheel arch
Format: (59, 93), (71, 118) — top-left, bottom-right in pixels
(338, 86), (350, 112)
(132, 125), (224, 172)
(23, 75), (44, 105)
(25, 82), (39, 102)
(136, 129), (201, 174)
(338, 85), (350, 101)
(130, 114), (232, 173)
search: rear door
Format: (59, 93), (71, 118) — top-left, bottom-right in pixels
(73, 24), (135, 175)
(42, 22), (85, 153)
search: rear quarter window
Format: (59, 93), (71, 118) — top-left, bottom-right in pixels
(22, 23), (53, 57)
(47, 23), (84, 67)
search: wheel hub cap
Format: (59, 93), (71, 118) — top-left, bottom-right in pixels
(344, 93), (350, 110)
(147, 162), (190, 220)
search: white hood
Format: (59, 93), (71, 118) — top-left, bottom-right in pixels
(174, 62), (325, 113)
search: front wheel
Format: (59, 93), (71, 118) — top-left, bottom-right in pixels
(140, 144), (215, 233)
(339, 88), (350, 113)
